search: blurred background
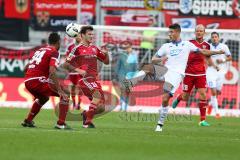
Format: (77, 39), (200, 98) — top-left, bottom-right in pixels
(0, 0), (239, 116)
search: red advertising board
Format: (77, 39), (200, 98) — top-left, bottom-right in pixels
(34, 0), (95, 16)
(0, 77), (238, 110)
(32, 0), (96, 31)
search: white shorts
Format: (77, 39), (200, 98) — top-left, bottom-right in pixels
(206, 67), (225, 91)
(163, 70), (184, 95)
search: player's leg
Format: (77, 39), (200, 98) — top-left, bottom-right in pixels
(172, 75), (193, 108)
(156, 71), (183, 132)
(195, 75), (210, 126)
(70, 84), (76, 108)
(22, 97), (49, 127)
(120, 87), (129, 111)
(122, 64), (167, 91)
(70, 84), (81, 110)
(155, 92), (171, 132)
(22, 81), (49, 127)
(206, 68), (217, 115)
(69, 75), (81, 110)
(121, 64), (154, 90)
(214, 73), (225, 118)
(23, 78), (71, 129)
(79, 78), (105, 128)
(209, 88), (219, 116)
(83, 89), (105, 128)
(35, 80), (70, 129)
(54, 97), (71, 129)
(43, 84), (71, 129)
(197, 88), (210, 126)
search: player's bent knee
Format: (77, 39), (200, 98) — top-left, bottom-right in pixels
(163, 82), (173, 94)
(142, 64), (154, 74)
(92, 90), (105, 113)
(59, 96), (70, 104)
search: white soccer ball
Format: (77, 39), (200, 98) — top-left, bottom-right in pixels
(66, 23), (80, 37)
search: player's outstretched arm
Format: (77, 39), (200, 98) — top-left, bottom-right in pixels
(199, 49), (225, 56)
(60, 61), (86, 76)
(216, 55), (232, 64)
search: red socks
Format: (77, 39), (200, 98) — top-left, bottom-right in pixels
(85, 103), (97, 124)
(26, 100), (42, 122)
(71, 95), (76, 106)
(199, 100), (207, 121)
(57, 101), (69, 125)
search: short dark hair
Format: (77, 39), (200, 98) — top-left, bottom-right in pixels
(80, 25), (94, 34)
(48, 32), (60, 45)
(169, 23), (181, 32)
(120, 40), (132, 49)
(211, 32), (219, 37)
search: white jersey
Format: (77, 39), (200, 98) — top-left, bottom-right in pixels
(209, 43), (231, 74)
(156, 40), (199, 75)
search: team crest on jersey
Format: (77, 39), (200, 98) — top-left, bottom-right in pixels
(202, 45), (206, 49)
(15, 0), (28, 13)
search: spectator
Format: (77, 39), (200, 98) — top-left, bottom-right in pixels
(115, 41), (138, 111)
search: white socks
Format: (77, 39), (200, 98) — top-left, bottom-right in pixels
(158, 106), (169, 125)
(211, 96), (219, 114)
(127, 70), (146, 86)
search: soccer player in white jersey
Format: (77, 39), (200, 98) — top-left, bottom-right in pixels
(206, 32), (232, 118)
(122, 23), (224, 132)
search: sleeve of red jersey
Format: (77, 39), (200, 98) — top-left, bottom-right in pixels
(96, 47), (106, 61)
(50, 51), (60, 67)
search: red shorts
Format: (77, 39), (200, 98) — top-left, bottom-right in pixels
(78, 77), (104, 102)
(25, 77), (59, 99)
(68, 74), (82, 85)
(182, 75), (206, 93)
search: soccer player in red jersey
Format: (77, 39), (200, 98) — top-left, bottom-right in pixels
(65, 34), (83, 110)
(67, 25), (109, 128)
(172, 24), (211, 126)
(22, 33), (72, 129)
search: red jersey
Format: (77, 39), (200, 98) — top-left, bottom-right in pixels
(185, 40), (210, 75)
(25, 46), (59, 79)
(68, 44), (106, 78)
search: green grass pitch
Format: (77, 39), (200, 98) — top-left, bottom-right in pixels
(0, 108), (240, 160)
